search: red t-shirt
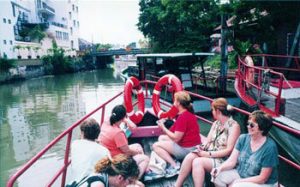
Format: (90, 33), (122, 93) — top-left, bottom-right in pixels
(98, 121), (128, 157)
(170, 111), (201, 147)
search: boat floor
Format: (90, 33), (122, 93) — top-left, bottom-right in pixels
(284, 98), (300, 125)
(131, 137), (213, 187)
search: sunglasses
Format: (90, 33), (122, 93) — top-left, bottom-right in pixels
(247, 121), (257, 128)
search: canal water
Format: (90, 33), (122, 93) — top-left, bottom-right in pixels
(0, 68), (124, 186)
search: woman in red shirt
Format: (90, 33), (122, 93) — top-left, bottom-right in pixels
(152, 91), (201, 178)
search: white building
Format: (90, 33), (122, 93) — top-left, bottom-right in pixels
(0, 0), (79, 59)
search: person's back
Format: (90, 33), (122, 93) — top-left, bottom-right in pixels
(68, 118), (110, 182)
(70, 139), (109, 181)
(99, 121), (128, 157)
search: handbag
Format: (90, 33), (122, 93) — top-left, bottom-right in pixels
(148, 151), (167, 175)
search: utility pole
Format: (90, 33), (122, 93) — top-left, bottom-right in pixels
(220, 8), (228, 94)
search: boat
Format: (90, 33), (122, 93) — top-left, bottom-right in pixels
(120, 52), (241, 114)
(235, 54), (300, 165)
(7, 74), (300, 187)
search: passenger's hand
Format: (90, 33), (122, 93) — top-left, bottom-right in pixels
(124, 118), (137, 129)
(210, 167), (221, 178)
(157, 118), (166, 128)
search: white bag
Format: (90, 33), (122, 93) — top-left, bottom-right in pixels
(148, 151), (167, 175)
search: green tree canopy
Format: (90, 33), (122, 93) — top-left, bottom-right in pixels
(138, 0), (220, 52)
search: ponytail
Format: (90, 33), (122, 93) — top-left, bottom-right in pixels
(174, 91), (194, 114)
(109, 105), (126, 125)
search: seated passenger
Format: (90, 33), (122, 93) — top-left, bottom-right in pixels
(98, 104), (149, 180)
(69, 118), (110, 183)
(151, 91), (201, 178)
(69, 154), (140, 187)
(211, 110), (278, 187)
(176, 98), (241, 187)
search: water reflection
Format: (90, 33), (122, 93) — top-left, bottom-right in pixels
(0, 68), (124, 186)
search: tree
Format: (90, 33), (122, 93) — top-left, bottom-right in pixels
(138, 0), (220, 52)
(230, 1), (300, 54)
(28, 25), (46, 43)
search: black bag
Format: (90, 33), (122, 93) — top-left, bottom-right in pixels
(66, 174), (107, 187)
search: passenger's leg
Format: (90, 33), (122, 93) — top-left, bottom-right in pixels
(129, 143), (144, 154)
(192, 157), (213, 187)
(158, 134), (171, 141)
(213, 169), (240, 187)
(152, 140), (177, 167)
(231, 182), (275, 187)
(175, 152), (199, 187)
(133, 154), (150, 179)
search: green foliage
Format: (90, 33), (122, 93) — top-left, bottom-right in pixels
(42, 41), (72, 74)
(95, 43), (112, 51)
(204, 52), (237, 70)
(42, 41), (89, 74)
(28, 25), (46, 42)
(0, 58), (16, 72)
(138, 0), (220, 52)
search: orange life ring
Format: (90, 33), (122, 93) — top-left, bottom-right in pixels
(152, 74), (183, 119)
(124, 77), (145, 124)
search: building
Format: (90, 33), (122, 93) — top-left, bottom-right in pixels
(0, 0), (79, 59)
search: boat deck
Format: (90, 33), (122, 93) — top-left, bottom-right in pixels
(284, 98), (300, 125)
(131, 137), (213, 187)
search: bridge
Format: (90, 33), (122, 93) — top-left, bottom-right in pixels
(91, 48), (149, 56)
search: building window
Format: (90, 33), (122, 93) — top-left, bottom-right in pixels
(8, 19), (11, 24)
(76, 6), (78, 12)
(73, 20), (76, 27)
(3, 18), (6, 23)
(10, 40), (13, 45)
(69, 12), (71, 19)
(71, 40), (74, 49)
(70, 27), (73, 35)
(77, 21), (79, 27)
(72, 4), (75, 11)
(3, 40), (7, 44)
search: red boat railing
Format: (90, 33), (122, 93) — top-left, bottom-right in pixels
(7, 79), (300, 187)
(236, 54), (300, 116)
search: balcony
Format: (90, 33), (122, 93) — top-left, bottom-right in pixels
(38, 2), (55, 16)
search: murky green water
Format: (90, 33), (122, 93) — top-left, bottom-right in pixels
(0, 68), (124, 186)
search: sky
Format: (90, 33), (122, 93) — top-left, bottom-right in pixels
(78, 0), (144, 46)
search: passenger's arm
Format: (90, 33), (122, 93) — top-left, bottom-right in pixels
(196, 122), (240, 158)
(210, 122), (240, 158)
(232, 168), (273, 184)
(211, 149), (239, 177)
(92, 181), (105, 187)
(159, 122), (184, 143)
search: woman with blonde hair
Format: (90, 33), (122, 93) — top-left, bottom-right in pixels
(176, 98), (240, 187)
(146, 91), (201, 180)
(69, 154), (140, 187)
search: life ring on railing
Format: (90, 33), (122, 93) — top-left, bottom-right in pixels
(124, 77), (145, 124)
(152, 74), (183, 119)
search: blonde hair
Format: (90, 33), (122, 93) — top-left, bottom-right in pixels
(211, 98), (231, 116)
(174, 91), (194, 113)
(95, 154), (139, 179)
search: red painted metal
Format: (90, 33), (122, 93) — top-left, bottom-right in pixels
(7, 79), (300, 187)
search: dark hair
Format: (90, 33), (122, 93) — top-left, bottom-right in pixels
(174, 91), (194, 113)
(95, 154), (139, 179)
(250, 110), (273, 136)
(212, 98), (232, 117)
(110, 105), (126, 125)
(80, 118), (100, 140)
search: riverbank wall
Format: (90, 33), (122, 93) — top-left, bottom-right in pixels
(0, 59), (44, 84)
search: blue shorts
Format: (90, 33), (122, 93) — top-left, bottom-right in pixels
(172, 142), (196, 160)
